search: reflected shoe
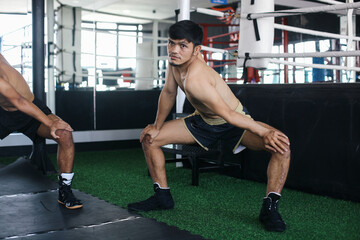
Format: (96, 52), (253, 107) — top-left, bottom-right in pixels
(259, 193), (286, 232)
(58, 176), (83, 209)
(128, 183), (174, 212)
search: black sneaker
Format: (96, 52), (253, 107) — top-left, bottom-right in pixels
(127, 183), (174, 212)
(58, 176), (83, 209)
(259, 194), (286, 232)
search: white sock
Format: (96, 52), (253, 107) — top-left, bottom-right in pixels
(267, 192), (281, 197)
(61, 173), (74, 185)
(154, 182), (170, 190)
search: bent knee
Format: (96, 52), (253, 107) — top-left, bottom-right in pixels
(273, 147), (291, 161)
(55, 130), (73, 144)
(141, 135), (162, 150)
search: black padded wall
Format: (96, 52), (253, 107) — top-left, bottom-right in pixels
(56, 90), (94, 131)
(95, 90), (161, 130)
(55, 89), (172, 131)
(229, 83), (360, 202)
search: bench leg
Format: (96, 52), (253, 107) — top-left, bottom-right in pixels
(190, 156), (199, 186)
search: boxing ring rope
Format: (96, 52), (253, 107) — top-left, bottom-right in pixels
(201, 46), (228, 54)
(246, 2), (360, 20)
(196, 8), (226, 17)
(62, 25), (170, 42)
(273, 23), (360, 42)
(316, 0), (343, 4)
(238, 51), (360, 59)
(60, 49), (168, 61)
(201, 47), (360, 72)
(196, 2), (360, 20)
(269, 59), (360, 72)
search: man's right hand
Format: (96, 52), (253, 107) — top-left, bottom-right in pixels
(49, 118), (73, 139)
(140, 124), (160, 144)
(262, 129), (290, 154)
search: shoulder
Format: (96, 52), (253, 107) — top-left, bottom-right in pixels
(187, 59), (212, 85)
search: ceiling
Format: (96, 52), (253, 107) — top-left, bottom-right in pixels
(0, 0), (356, 31)
(57, 0), (353, 24)
(59, 0), (241, 24)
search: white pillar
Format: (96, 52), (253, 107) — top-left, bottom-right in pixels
(178, 0), (190, 21)
(46, 0), (55, 112)
(346, 0), (356, 82)
(135, 42), (154, 90)
(176, 0), (190, 114)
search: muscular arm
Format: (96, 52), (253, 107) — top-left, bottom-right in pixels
(140, 65), (178, 143)
(0, 77), (73, 138)
(154, 66), (178, 129)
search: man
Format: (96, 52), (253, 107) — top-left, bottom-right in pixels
(0, 53), (82, 209)
(128, 20), (290, 232)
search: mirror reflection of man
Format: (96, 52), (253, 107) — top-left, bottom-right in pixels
(0, 53), (82, 209)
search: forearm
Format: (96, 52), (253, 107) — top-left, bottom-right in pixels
(226, 111), (268, 137)
(154, 91), (176, 129)
(15, 97), (52, 127)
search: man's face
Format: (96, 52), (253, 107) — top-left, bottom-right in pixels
(167, 38), (195, 67)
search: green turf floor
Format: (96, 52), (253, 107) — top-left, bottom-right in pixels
(1, 149), (360, 240)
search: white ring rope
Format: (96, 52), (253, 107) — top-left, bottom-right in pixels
(315, 0), (343, 4)
(196, 8), (225, 17)
(238, 50), (360, 59)
(201, 46), (228, 54)
(60, 50), (168, 61)
(101, 69), (167, 75)
(78, 27), (169, 42)
(269, 59), (360, 72)
(274, 23), (360, 42)
(58, 26), (169, 42)
(60, 72), (165, 81)
(199, 46), (359, 70)
(247, 2), (360, 19)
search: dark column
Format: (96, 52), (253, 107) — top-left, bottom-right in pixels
(32, 0), (45, 101)
(31, 0), (56, 174)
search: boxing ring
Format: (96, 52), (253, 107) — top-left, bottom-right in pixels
(195, 0), (360, 84)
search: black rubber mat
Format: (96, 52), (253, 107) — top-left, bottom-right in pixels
(0, 157), (205, 240)
(0, 157), (57, 196)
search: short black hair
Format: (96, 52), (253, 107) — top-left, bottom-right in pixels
(168, 20), (203, 46)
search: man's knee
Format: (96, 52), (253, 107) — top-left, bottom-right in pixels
(55, 129), (74, 146)
(273, 146), (291, 162)
(141, 135), (162, 151)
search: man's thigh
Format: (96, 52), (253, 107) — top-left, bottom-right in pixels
(152, 118), (196, 147)
(36, 114), (60, 140)
(240, 121), (272, 151)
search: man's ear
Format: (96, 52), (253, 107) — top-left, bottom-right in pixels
(193, 45), (201, 55)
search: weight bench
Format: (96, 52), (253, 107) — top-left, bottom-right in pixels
(161, 143), (222, 186)
(161, 142), (246, 186)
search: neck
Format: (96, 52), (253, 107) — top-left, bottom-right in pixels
(174, 54), (198, 74)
